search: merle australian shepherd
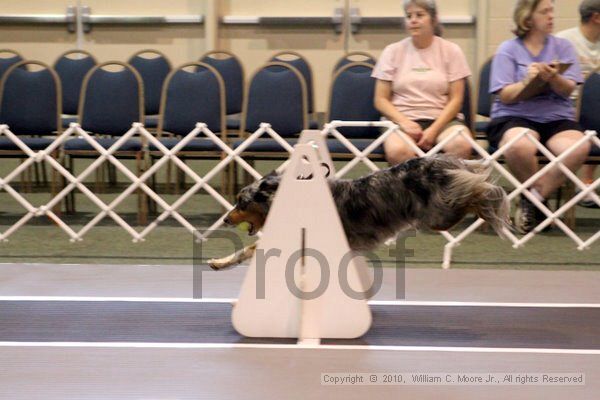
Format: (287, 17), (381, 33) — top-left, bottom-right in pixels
(209, 155), (511, 270)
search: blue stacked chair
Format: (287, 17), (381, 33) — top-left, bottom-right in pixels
(0, 49), (24, 81)
(63, 61), (145, 218)
(149, 62), (227, 197)
(0, 60), (61, 190)
(475, 57), (493, 138)
(53, 50), (98, 128)
(200, 50), (244, 133)
(235, 61), (308, 154)
(332, 51), (376, 74)
(128, 50), (172, 129)
(579, 71), (600, 161)
(269, 51), (317, 128)
(326, 61), (382, 159)
(232, 61), (308, 190)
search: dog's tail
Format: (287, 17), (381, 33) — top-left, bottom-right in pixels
(445, 163), (512, 239)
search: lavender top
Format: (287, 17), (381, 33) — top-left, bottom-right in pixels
(490, 36), (583, 122)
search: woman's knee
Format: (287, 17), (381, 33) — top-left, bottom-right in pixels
(500, 130), (538, 158)
(384, 136), (417, 164)
(385, 146), (417, 164)
(444, 136), (472, 158)
(548, 131), (591, 162)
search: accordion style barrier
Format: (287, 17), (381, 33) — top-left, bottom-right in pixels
(324, 121), (599, 267)
(0, 121), (598, 269)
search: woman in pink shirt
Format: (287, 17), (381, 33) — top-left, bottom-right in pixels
(372, 0), (473, 165)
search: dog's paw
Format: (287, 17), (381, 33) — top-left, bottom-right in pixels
(208, 255), (238, 270)
(208, 258), (226, 270)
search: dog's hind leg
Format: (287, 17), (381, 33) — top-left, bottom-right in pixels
(473, 183), (512, 238)
(443, 168), (512, 238)
(208, 243), (258, 270)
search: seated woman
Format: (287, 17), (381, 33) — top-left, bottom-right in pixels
(372, 0), (473, 165)
(487, 0), (591, 233)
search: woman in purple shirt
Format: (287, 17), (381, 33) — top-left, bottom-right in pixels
(488, 0), (591, 233)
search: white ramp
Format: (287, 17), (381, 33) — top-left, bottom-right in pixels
(232, 141), (372, 339)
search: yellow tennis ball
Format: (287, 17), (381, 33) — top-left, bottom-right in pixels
(237, 222), (251, 232)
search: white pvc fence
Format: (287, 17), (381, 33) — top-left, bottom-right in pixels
(0, 121), (598, 268)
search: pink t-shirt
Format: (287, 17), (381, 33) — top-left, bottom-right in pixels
(372, 36), (471, 120)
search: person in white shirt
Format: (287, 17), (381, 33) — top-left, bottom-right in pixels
(556, 0), (600, 208)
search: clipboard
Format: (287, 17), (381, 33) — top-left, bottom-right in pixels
(514, 62), (572, 101)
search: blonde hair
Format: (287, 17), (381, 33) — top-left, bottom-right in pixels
(403, 0), (443, 36)
(512, 0), (548, 38)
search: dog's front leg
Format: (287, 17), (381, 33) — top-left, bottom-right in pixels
(208, 243), (258, 270)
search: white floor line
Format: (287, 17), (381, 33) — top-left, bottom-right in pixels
(1, 296), (599, 308)
(0, 341), (598, 355)
(0, 296), (237, 304)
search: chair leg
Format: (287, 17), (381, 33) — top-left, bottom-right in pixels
(33, 163), (40, 187)
(19, 159), (29, 193)
(67, 156), (75, 214)
(562, 181), (576, 229)
(147, 155), (157, 215)
(243, 159), (255, 187)
(51, 150), (62, 217)
(41, 161), (48, 187)
(232, 161), (240, 195)
(136, 152), (147, 226)
(167, 159), (173, 194)
(175, 156), (186, 195)
(95, 163), (103, 194)
(108, 163), (117, 187)
(220, 163), (228, 200)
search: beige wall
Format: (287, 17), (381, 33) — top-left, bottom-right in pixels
(0, 0), (583, 113)
(220, 0), (478, 112)
(487, 0), (579, 59)
(220, 0), (345, 113)
(0, 0), (207, 67)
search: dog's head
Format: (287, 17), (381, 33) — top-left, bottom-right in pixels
(223, 171), (281, 235)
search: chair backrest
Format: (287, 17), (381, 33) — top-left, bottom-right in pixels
(333, 51), (376, 74)
(461, 78), (474, 133)
(327, 62), (380, 138)
(53, 49), (98, 115)
(269, 51), (314, 114)
(477, 57), (493, 118)
(79, 61), (144, 136)
(199, 50), (244, 115)
(0, 49), (24, 81)
(0, 60), (61, 135)
(159, 62), (226, 136)
(242, 62), (307, 137)
(578, 71), (600, 133)
(128, 50), (171, 115)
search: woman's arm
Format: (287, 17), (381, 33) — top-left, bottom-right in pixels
(428, 78), (464, 134)
(498, 63), (539, 104)
(546, 66), (576, 98)
(416, 78), (465, 150)
(498, 63), (576, 103)
(373, 80), (423, 139)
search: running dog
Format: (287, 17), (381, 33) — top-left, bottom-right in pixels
(208, 155), (511, 270)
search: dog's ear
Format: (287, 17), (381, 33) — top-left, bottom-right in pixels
(259, 179), (277, 191)
(259, 172), (279, 191)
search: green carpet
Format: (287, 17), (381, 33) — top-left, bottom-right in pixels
(1, 158), (598, 270)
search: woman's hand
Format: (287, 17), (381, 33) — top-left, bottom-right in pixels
(524, 63), (540, 85)
(537, 62), (558, 82)
(417, 127), (438, 151)
(399, 119), (423, 141)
